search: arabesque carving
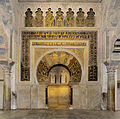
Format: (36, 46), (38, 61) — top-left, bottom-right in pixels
(65, 8), (75, 27)
(76, 8), (85, 27)
(55, 8), (64, 27)
(34, 8), (43, 27)
(86, 8), (95, 27)
(45, 8), (54, 27)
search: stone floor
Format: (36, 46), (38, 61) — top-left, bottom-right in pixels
(0, 110), (120, 119)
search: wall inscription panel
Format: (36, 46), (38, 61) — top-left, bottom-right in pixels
(21, 31), (97, 81)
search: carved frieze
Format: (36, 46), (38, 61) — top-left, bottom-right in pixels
(24, 8), (96, 27)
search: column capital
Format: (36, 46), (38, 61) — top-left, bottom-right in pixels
(104, 60), (119, 73)
(106, 65), (117, 73)
(4, 66), (10, 75)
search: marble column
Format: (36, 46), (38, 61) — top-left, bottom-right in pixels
(107, 66), (116, 111)
(3, 66), (11, 110)
(11, 64), (17, 109)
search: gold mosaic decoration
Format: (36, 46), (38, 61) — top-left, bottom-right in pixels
(21, 31), (97, 81)
(25, 8), (34, 27)
(34, 8), (44, 27)
(65, 8), (75, 27)
(21, 39), (30, 81)
(37, 60), (50, 82)
(36, 51), (82, 83)
(22, 31), (90, 40)
(25, 8), (95, 27)
(55, 8), (64, 27)
(45, 8), (54, 27)
(86, 8), (95, 27)
(76, 8), (85, 27)
(32, 42), (86, 46)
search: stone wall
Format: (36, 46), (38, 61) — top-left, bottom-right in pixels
(101, 0), (120, 111)
(15, 1), (102, 110)
(0, 0), (14, 110)
(0, 65), (4, 109)
(0, 0), (120, 111)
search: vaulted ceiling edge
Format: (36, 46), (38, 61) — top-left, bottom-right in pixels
(18, 0), (102, 3)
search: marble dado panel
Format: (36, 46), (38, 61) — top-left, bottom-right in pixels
(17, 83), (101, 109)
(17, 85), (48, 109)
(21, 31), (97, 82)
(87, 85), (101, 109)
(0, 82), (4, 109)
(17, 85), (31, 109)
